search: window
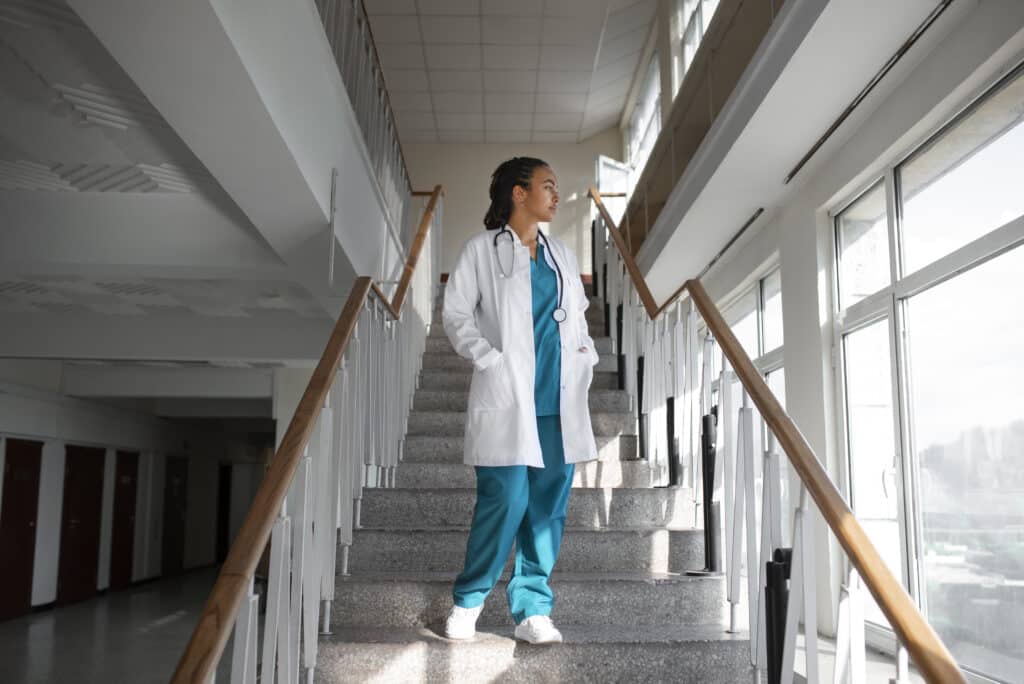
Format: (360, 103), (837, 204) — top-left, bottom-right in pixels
(722, 268), (784, 360)
(675, 0), (720, 88)
(627, 54), (662, 192)
(833, 63), (1024, 681)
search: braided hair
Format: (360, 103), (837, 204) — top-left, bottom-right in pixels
(483, 156), (550, 231)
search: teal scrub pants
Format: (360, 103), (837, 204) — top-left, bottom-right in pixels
(452, 415), (575, 624)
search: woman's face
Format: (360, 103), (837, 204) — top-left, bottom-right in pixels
(514, 165), (559, 223)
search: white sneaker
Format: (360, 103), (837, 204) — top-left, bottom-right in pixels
(445, 604), (484, 640)
(513, 615), (563, 644)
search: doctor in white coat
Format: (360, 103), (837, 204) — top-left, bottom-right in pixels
(442, 157), (600, 644)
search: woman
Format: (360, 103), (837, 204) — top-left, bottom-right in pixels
(441, 156), (601, 644)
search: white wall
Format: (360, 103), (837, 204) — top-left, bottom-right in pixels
(688, 0), (1024, 633)
(402, 128), (624, 278)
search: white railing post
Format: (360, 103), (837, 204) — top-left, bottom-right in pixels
(229, 578), (259, 684)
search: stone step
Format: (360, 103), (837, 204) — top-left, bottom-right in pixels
(359, 487), (696, 529)
(348, 527), (703, 575)
(418, 369), (620, 391)
(421, 351), (617, 373)
(406, 410), (634, 437)
(331, 571), (726, 628)
(413, 388), (629, 413)
(402, 433), (638, 464)
(315, 625), (750, 684)
(394, 458), (662, 489)
(424, 335), (614, 354)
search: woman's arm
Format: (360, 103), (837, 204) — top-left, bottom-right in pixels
(442, 240), (502, 371)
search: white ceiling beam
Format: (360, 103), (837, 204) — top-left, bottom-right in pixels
(0, 190), (286, 281)
(68, 0), (391, 313)
(0, 310), (333, 363)
(62, 365), (273, 399)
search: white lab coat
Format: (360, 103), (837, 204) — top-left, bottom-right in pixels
(442, 226), (601, 468)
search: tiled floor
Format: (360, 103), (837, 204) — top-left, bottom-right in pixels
(0, 568), (229, 684)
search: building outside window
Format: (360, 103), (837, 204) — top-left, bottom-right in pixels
(833, 63), (1024, 682)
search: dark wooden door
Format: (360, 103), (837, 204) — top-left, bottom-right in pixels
(0, 439), (43, 620)
(109, 451), (139, 590)
(57, 445), (106, 605)
(161, 456), (188, 576)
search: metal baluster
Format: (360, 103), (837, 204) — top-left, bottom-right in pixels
(230, 578), (259, 684)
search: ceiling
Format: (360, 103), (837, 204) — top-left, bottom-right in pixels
(365, 0), (656, 144)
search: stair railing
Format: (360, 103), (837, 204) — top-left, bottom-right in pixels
(588, 186), (964, 683)
(170, 186), (443, 684)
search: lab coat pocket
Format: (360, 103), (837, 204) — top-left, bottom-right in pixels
(468, 353), (513, 410)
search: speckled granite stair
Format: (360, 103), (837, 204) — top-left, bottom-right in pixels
(315, 625), (749, 684)
(348, 527), (704, 574)
(320, 289), (747, 683)
(332, 571), (726, 628)
(358, 488), (696, 529)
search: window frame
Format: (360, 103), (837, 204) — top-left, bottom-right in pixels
(830, 58), (1024, 680)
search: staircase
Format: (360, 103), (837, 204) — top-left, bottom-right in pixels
(316, 285), (750, 682)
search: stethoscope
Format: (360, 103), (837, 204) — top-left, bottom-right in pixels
(493, 226), (567, 323)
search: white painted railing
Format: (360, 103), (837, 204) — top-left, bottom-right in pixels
(591, 210), (916, 683)
(176, 191), (443, 684)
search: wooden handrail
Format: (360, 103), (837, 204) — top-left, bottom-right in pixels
(588, 186), (964, 683)
(170, 187), (443, 683)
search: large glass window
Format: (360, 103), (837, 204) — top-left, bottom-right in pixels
(904, 246), (1024, 681)
(833, 62), (1024, 680)
(899, 71), (1024, 275)
(627, 54), (661, 192)
(722, 268), (784, 360)
(675, 0), (720, 88)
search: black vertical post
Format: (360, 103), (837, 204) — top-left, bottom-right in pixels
(602, 264), (610, 337)
(590, 219), (597, 299)
(666, 396), (679, 486)
(615, 304), (625, 391)
(765, 547), (793, 684)
(687, 409), (722, 575)
(636, 355), (646, 462)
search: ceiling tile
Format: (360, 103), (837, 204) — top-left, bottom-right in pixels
(541, 18), (603, 46)
(482, 0), (542, 15)
(376, 43), (426, 70)
(393, 110), (436, 128)
(401, 129), (440, 143)
(425, 44), (481, 70)
(597, 23), (648, 67)
(369, 15), (422, 43)
(432, 91), (484, 113)
(532, 131), (579, 143)
(537, 70), (591, 94)
(482, 16), (541, 44)
(439, 130), (485, 143)
(420, 16), (481, 43)
(533, 112), (583, 131)
(582, 108), (621, 130)
(485, 91), (535, 113)
(589, 76), (631, 106)
(435, 111), (484, 129)
(430, 70), (484, 91)
(483, 70), (537, 93)
(383, 68), (430, 91)
(389, 90), (433, 110)
(535, 92), (587, 113)
(485, 112), (532, 131)
(364, 0), (417, 15)
(606, 0), (655, 40)
(592, 53), (639, 89)
(540, 44), (597, 71)
(486, 130), (533, 143)
(545, 0), (608, 17)
(419, 0), (481, 15)
(484, 45), (540, 70)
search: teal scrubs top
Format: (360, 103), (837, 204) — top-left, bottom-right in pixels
(531, 242), (561, 416)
